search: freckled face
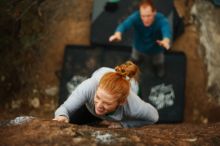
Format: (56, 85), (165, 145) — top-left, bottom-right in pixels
(94, 88), (119, 116)
(140, 5), (156, 27)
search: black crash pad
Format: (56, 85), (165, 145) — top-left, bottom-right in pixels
(91, 0), (184, 47)
(59, 45), (186, 123)
(212, 0), (220, 6)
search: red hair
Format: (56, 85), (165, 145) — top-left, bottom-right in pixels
(99, 61), (139, 102)
(139, 0), (156, 11)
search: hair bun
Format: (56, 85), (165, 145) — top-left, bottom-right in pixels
(114, 61), (139, 80)
(115, 65), (128, 77)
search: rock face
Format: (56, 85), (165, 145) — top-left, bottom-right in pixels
(1, 118), (220, 146)
(191, 0), (220, 101)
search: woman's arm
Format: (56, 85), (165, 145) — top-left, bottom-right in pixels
(54, 78), (97, 120)
(121, 92), (159, 128)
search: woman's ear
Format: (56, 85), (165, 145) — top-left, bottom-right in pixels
(119, 98), (127, 106)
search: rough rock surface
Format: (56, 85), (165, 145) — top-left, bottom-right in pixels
(191, 0), (220, 101)
(1, 118), (220, 146)
(1, 2), (220, 145)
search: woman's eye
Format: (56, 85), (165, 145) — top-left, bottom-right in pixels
(95, 96), (99, 100)
(105, 103), (111, 106)
(94, 98), (98, 102)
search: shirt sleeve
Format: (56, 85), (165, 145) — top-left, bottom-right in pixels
(54, 78), (97, 119)
(116, 11), (138, 33)
(121, 92), (159, 128)
(159, 14), (172, 39)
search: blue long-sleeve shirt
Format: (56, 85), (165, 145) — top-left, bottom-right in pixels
(116, 11), (172, 54)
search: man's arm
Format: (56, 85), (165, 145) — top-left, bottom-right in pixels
(156, 38), (170, 50)
(157, 15), (172, 50)
(109, 32), (122, 42)
(109, 11), (138, 42)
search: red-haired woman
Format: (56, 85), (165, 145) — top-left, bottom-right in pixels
(53, 61), (158, 128)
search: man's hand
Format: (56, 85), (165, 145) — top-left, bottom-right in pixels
(156, 38), (170, 50)
(53, 115), (69, 123)
(109, 32), (122, 42)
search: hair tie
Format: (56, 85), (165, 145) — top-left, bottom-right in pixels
(115, 66), (128, 78)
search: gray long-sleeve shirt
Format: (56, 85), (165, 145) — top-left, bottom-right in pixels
(55, 67), (159, 128)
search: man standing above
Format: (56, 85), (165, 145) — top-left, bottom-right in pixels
(109, 0), (172, 77)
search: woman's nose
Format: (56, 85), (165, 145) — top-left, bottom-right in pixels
(97, 101), (103, 108)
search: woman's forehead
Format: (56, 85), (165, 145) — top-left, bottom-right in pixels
(96, 88), (118, 102)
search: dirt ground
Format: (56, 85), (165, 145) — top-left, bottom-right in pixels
(1, 119), (220, 145)
(0, 0), (220, 124)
